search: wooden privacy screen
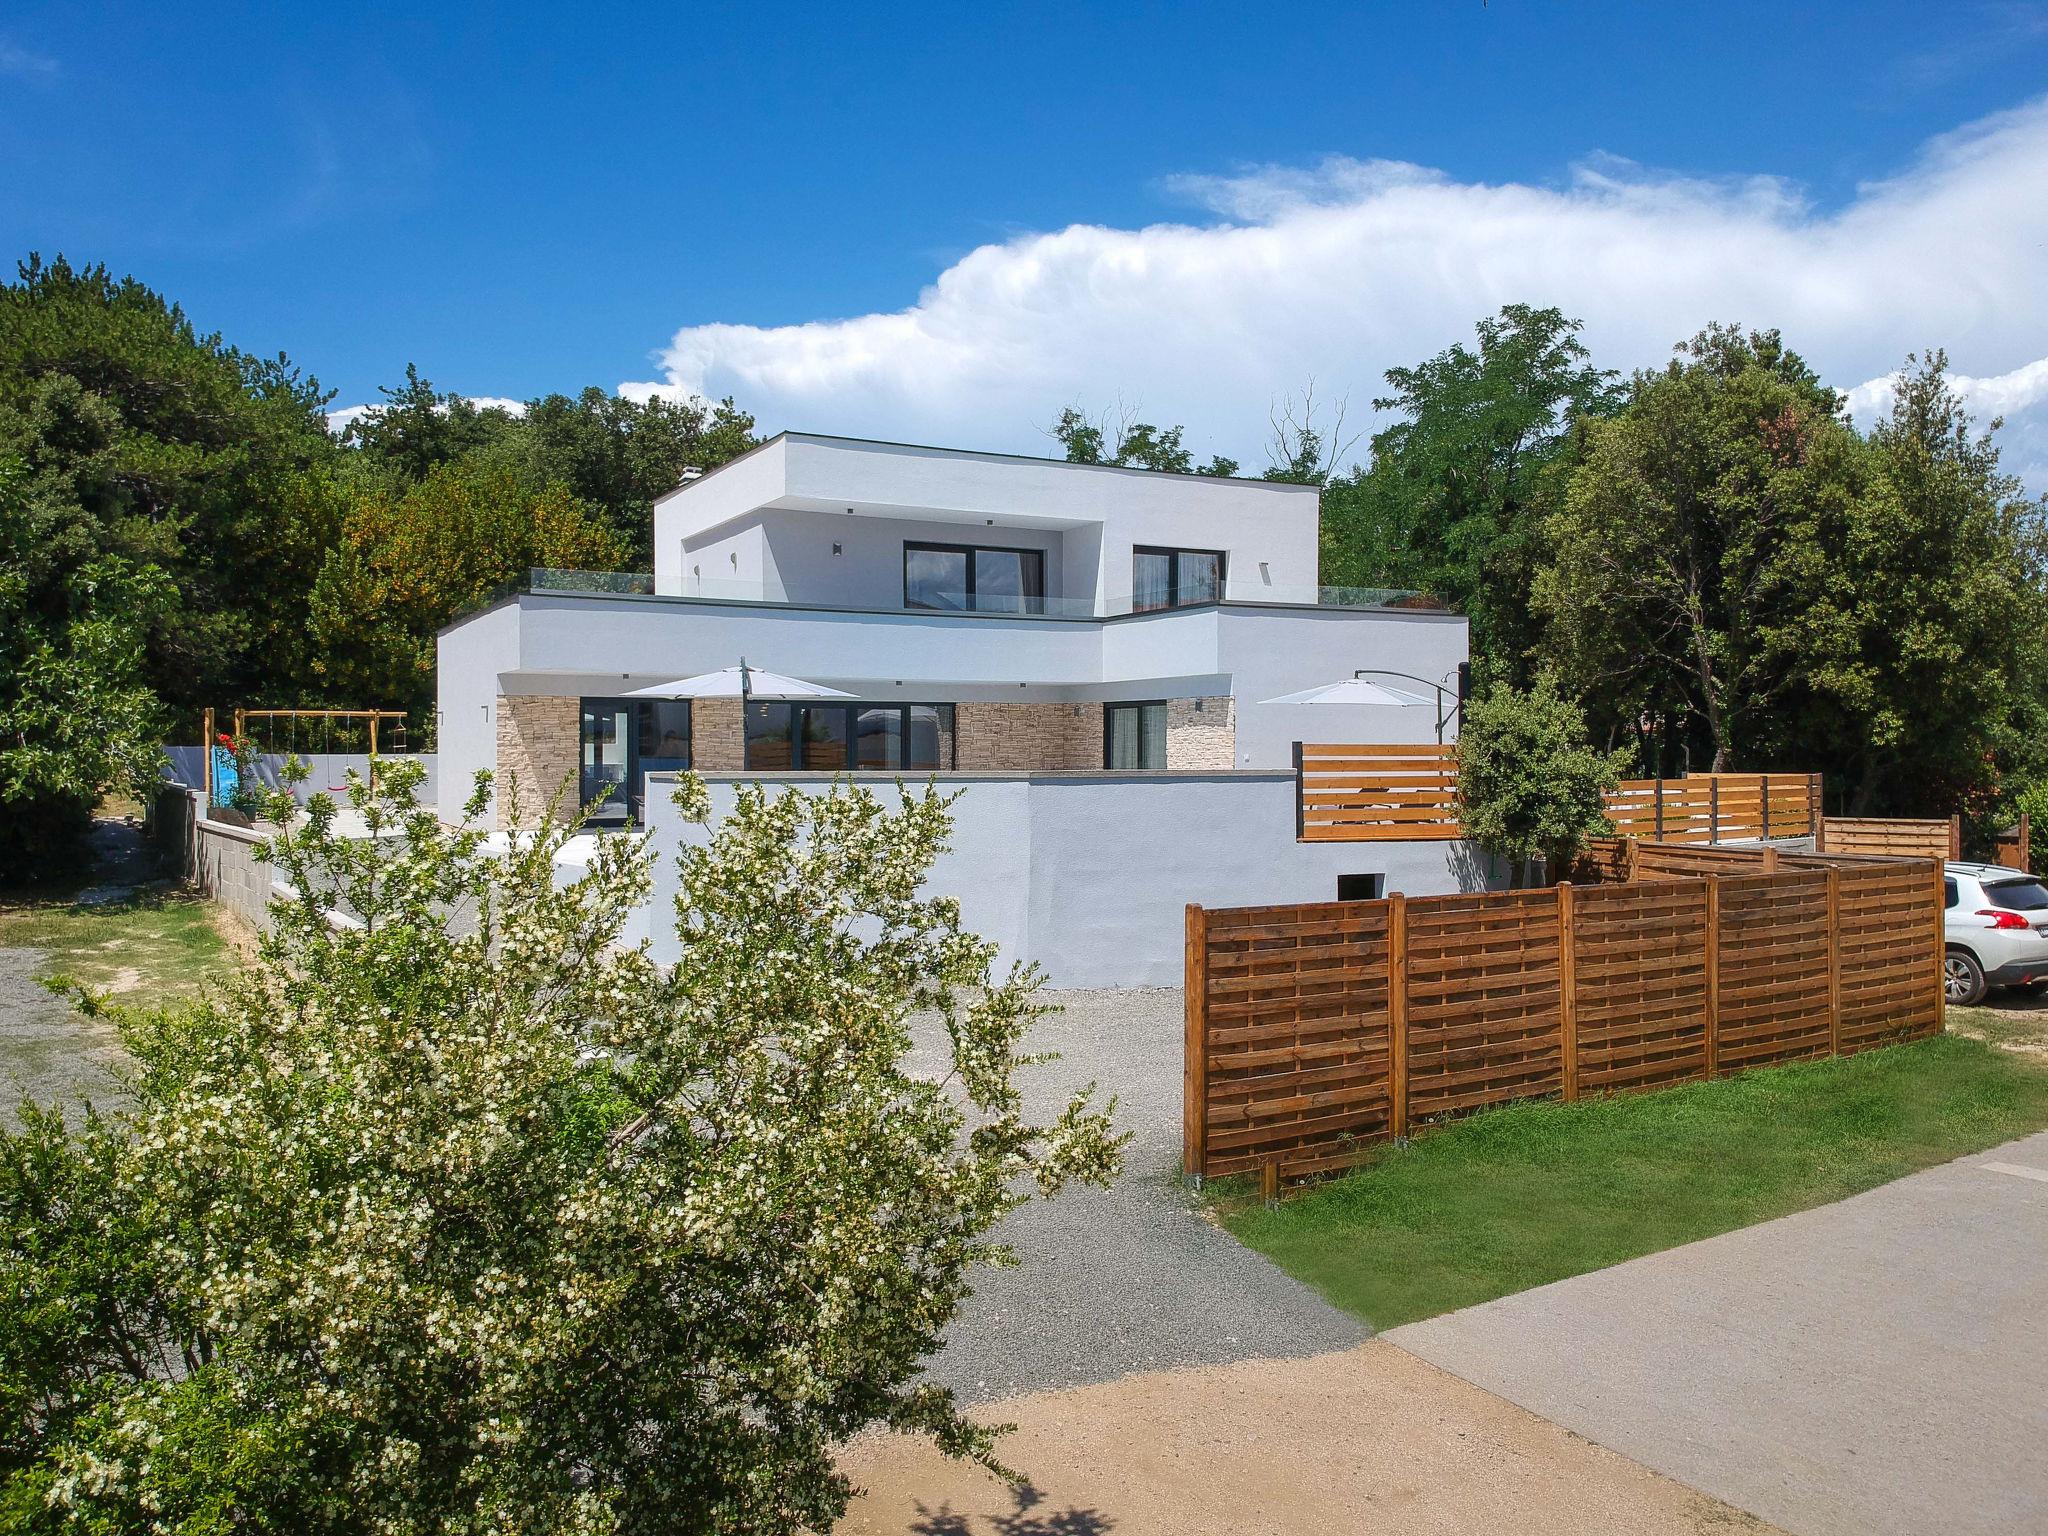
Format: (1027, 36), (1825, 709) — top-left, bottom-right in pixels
(1819, 817), (1960, 860)
(1295, 744), (1819, 846)
(1296, 743), (1461, 842)
(1604, 774), (1819, 844)
(1184, 854), (1944, 1183)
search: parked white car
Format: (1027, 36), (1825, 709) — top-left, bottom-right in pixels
(1943, 862), (2048, 1005)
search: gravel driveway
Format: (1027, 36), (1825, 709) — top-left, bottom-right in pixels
(0, 946), (130, 1125)
(915, 987), (1364, 1405)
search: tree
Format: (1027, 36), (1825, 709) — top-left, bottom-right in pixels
(1770, 352), (2048, 814)
(492, 389), (759, 563)
(306, 461), (625, 719)
(348, 377), (762, 567)
(1536, 324), (1858, 772)
(0, 255), (344, 722)
(0, 455), (171, 876)
(1049, 405), (1237, 476)
(1324, 306), (1618, 676)
(1260, 379), (1359, 487)
(337, 364), (523, 483)
(1, 764), (1122, 1533)
(1456, 675), (1630, 886)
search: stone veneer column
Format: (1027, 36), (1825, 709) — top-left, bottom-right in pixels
(495, 695), (580, 826)
(691, 698), (745, 770)
(1166, 696), (1236, 770)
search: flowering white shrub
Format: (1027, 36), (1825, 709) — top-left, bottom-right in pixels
(0, 762), (1122, 1533)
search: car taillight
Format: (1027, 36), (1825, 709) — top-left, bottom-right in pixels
(1977, 909), (2033, 930)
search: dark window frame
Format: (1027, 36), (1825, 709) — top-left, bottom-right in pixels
(1102, 700), (1168, 770)
(1132, 545), (1227, 612)
(744, 700), (957, 772)
(579, 696), (692, 828)
(903, 540), (1048, 614)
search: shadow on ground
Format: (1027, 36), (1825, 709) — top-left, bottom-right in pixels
(911, 1484), (1112, 1536)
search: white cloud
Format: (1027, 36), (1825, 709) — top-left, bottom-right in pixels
(625, 95), (2048, 492)
(0, 37), (57, 79)
(1846, 354), (2048, 421)
(325, 394), (527, 436)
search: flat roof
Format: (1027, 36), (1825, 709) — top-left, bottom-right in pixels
(655, 428), (1325, 504)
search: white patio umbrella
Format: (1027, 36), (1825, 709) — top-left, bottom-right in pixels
(1259, 677), (1437, 709)
(623, 658), (855, 704)
(1260, 669), (1460, 743)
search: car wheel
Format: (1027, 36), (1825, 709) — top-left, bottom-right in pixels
(1944, 949), (1988, 1007)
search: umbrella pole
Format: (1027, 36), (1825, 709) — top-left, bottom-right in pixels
(739, 656), (751, 770)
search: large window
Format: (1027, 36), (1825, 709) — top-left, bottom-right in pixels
(1104, 701), (1167, 770)
(1132, 546), (1225, 612)
(904, 542), (1047, 614)
(744, 701), (955, 771)
(579, 698), (691, 826)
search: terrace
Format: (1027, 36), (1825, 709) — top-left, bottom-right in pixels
(523, 567), (1450, 621)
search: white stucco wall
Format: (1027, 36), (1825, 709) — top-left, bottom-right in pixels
(676, 507), (1071, 612)
(638, 772), (1492, 988)
(432, 589), (1470, 819)
(652, 434), (1321, 609)
(435, 601), (521, 821)
(163, 749), (438, 810)
(1216, 605), (1467, 765)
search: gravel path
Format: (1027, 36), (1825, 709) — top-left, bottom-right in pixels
(915, 987), (1365, 1405)
(0, 947), (130, 1125)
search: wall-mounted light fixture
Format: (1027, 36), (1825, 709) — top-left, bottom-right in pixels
(832, 542), (842, 555)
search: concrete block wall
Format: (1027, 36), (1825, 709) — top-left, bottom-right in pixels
(496, 695), (579, 825)
(190, 817), (280, 930)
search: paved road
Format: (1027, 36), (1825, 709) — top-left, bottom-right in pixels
(1389, 1132), (2048, 1536)
(917, 988), (1366, 1405)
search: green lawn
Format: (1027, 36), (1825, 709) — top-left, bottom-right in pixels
(0, 892), (234, 1118)
(0, 891), (231, 1001)
(1208, 1032), (2048, 1329)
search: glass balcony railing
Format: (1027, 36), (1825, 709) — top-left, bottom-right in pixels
(526, 569), (1448, 616)
(530, 569), (656, 595)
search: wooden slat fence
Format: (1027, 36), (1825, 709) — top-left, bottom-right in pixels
(1295, 743), (1460, 841)
(1818, 816), (1960, 860)
(1296, 744), (1819, 846)
(1992, 812), (2031, 873)
(1184, 855), (1945, 1183)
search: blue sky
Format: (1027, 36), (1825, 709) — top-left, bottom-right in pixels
(7, 3), (2048, 479)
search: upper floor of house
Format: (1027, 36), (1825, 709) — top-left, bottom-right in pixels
(649, 431), (1337, 618)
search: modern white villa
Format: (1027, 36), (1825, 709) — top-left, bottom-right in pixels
(434, 432), (1483, 984)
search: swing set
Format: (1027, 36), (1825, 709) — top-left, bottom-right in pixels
(202, 706), (412, 804)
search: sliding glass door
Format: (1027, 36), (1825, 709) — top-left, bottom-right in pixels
(904, 542), (1046, 613)
(1104, 702), (1167, 769)
(580, 702), (633, 825)
(1132, 546), (1226, 611)
(579, 699), (691, 825)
